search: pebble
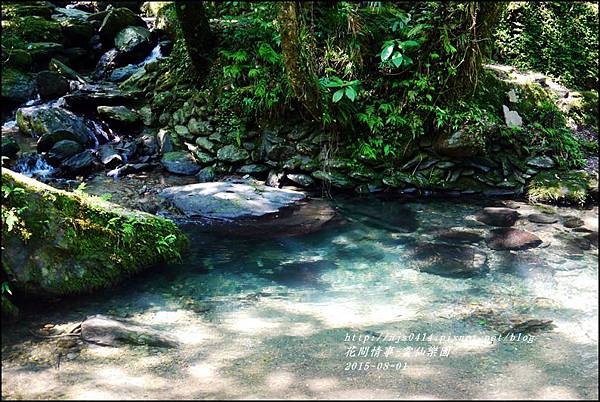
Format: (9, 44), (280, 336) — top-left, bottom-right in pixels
(66, 353), (77, 360)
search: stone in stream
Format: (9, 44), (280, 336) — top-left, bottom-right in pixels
(98, 144), (123, 168)
(561, 215), (584, 228)
(159, 180), (306, 219)
(61, 150), (98, 174)
(527, 213), (558, 224)
(97, 105), (140, 124)
(287, 173), (315, 187)
(49, 58), (87, 83)
(2, 68), (36, 103)
(434, 228), (485, 244)
(487, 228), (542, 250)
(63, 88), (134, 111)
(476, 207), (520, 227)
(114, 26), (155, 64)
(160, 151), (200, 175)
(411, 243), (487, 278)
(81, 315), (178, 348)
(27, 42), (64, 62)
(263, 260), (337, 288)
(36, 70), (69, 100)
(48, 140), (83, 162)
(157, 129), (174, 154)
(98, 7), (146, 44)
(16, 106), (96, 152)
(266, 170), (285, 188)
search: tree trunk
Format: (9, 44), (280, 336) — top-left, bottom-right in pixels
(450, 1), (507, 98)
(278, 1), (322, 121)
(175, 0), (213, 72)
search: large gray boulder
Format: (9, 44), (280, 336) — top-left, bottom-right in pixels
(16, 106), (96, 152)
(114, 26), (154, 63)
(160, 180), (306, 219)
(98, 7), (146, 43)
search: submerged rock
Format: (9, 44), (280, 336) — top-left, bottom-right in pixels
(476, 207), (520, 227)
(81, 315), (178, 347)
(527, 213), (558, 224)
(487, 228), (542, 250)
(160, 180), (305, 219)
(1, 169), (187, 297)
(411, 243), (487, 278)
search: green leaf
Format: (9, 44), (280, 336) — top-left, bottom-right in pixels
(332, 89), (345, 103)
(391, 53), (403, 68)
(380, 43), (395, 61)
(400, 40), (419, 49)
(345, 86), (357, 102)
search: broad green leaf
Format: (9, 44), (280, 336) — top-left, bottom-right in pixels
(391, 53), (403, 68)
(345, 86), (357, 102)
(332, 89), (345, 103)
(380, 43), (395, 61)
(400, 40), (419, 49)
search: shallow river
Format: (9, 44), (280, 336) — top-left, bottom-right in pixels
(2, 196), (598, 399)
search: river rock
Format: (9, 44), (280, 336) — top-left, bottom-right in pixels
(16, 106), (95, 152)
(36, 70), (69, 100)
(2, 68), (36, 103)
(160, 151), (200, 175)
(195, 166), (216, 183)
(98, 144), (123, 168)
(1, 138), (20, 159)
(434, 130), (480, 158)
(527, 213), (558, 224)
(411, 243), (487, 278)
(287, 173), (315, 187)
(502, 105), (523, 128)
(238, 164), (268, 175)
(217, 145), (249, 163)
(27, 42), (64, 62)
(48, 140), (83, 162)
(434, 228), (484, 244)
(62, 149), (97, 174)
(63, 88), (134, 110)
(157, 129), (174, 154)
(526, 155), (555, 169)
(562, 215), (584, 228)
(312, 170), (354, 189)
(195, 137), (215, 153)
(60, 18), (95, 47)
(81, 314), (178, 347)
(97, 105), (140, 124)
(487, 228), (542, 250)
(98, 7), (146, 43)
(49, 58), (86, 83)
(160, 180), (305, 219)
(114, 26), (154, 63)
(476, 207), (520, 227)
(109, 65), (143, 82)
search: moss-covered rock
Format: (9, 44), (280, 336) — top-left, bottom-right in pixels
(1, 67), (36, 103)
(1, 169), (188, 297)
(527, 170), (597, 206)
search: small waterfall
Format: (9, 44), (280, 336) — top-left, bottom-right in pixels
(14, 154), (55, 178)
(139, 44), (162, 66)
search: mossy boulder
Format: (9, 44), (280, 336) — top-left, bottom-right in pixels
(1, 67), (36, 103)
(1, 169), (188, 297)
(16, 106), (96, 152)
(114, 26), (154, 63)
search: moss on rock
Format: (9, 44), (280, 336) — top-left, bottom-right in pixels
(527, 170), (596, 206)
(1, 169), (188, 297)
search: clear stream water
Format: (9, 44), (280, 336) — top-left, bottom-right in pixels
(1, 196), (598, 399)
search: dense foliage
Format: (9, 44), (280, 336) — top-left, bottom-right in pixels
(493, 2), (599, 89)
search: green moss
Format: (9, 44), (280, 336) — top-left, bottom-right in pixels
(1, 16), (62, 51)
(527, 170), (592, 206)
(1, 169), (188, 297)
